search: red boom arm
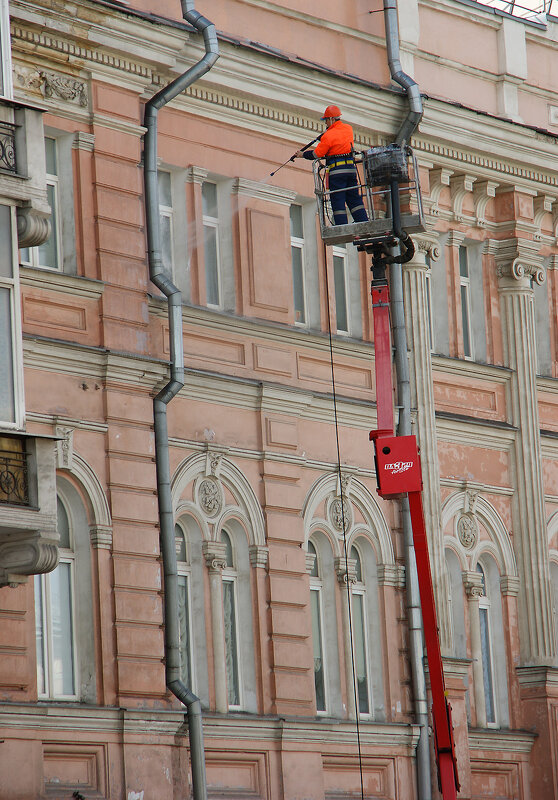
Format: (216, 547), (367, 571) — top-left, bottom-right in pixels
(369, 279), (459, 800)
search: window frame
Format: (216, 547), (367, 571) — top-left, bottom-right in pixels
(290, 204), (307, 326)
(458, 245), (474, 360)
(220, 529), (243, 710)
(0, 0), (13, 100)
(308, 540), (328, 714)
(332, 245), (349, 335)
(158, 169), (174, 280)
(0, 205), (24, 428)
(476, 563), (498, 727)
(176, 523), (195, 691)
(202, 181), (222, 309)
(35, 496), (78, 701)
(21, 137), (63, 272)
(350, 544), (373, 718)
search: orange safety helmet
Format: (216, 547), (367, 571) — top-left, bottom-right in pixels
(320, 104), (341, 120)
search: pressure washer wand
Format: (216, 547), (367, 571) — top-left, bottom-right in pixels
(269, 133), (323, 177)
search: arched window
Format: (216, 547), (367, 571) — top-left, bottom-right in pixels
(308, 540), (327, 712)
(476, 556), (509, 728)
(477, 563), (496, 725)
(350, 544), (372, 716)
(176, 523), (193, 689)
(35, 495), (77, 699)
(307, 531), (343, 717)
(221, 528), (241, 708)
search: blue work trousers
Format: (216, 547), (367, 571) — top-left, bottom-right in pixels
(328, 165), (368, 225)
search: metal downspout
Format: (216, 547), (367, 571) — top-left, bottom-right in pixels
(383, 1), (431, 798)
(143, 5), (218, 800)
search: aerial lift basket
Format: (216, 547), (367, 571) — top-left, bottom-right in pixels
(313, 144), (425, 246)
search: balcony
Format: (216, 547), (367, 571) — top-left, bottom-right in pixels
(0, 433), (58, 587)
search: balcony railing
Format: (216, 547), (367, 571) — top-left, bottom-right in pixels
(0, 122), (16, 174)
(0, 446), (29, 505)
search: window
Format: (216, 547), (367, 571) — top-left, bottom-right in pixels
(350, 545), (372, 716)
(333, 246), (349, 334)
(476, 564), (496, 725)
(21, 138), (62, 270)
(0, 204), (23, 427)
(176, 524), (193, 688)
(290, 204), (307, 324)
(202, 181), (221, 307)
(308, 540), (327, 713)
(425, 253), (434, 352)
(458, 245), (473, 359)
(35, 496), (77, 699)
(0, 0), (12, 99)
(158, 170), (174, 279)
(221, 529), (241, 708)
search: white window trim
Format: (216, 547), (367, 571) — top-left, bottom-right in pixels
(478, 591), (498, 727)
(222, 571), (242, 710)
(177, 531), (195, 692)
(35, 503), (78, 701)
(202, 183), (222, 309)
(332, 245), (350, 335)
(0, 0), (13, 100)
(21, 140), (63, 272)
(2, 206), (25, 428)
(351, 584), (373, 719)
(459, 246), (474, 360)
(310, 580), (328, 715)
(290, 207), (307, 326)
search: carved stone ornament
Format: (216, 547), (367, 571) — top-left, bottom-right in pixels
(202, 541), (227, 572)
(0, 534), (59, 587)
(457, 512), (478, 549)
(499, 257), (546, 286)
(197, 477), (223, 517)
(329, 496), (352, 533)
(14, 65), (88, 108)
(55, 425), (74, 469)
(17, 207), (51, 248)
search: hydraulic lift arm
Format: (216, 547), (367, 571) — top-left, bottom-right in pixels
(366, 217), (460, 800)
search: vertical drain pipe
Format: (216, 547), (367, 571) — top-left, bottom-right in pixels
(143, 4), (218, 800)
(382, 2), (431, 799)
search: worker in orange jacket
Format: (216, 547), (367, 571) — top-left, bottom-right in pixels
(294, 105), (368, 226)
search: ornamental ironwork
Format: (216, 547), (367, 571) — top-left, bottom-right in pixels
(0, 447), (28, 505)
(0, 122), (16, 173)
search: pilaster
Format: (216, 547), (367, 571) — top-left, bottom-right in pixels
(202, 541), (228, 712)
(494, 238), (555, 665)
(335, 557), (357, 720)
(403, 231), (452, 653)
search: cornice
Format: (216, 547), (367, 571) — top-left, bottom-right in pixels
(431, 355), (512, 383)
(435, 414), (517, 450)
(468, 728), (536, 753)
(19, 266), (105, 299)
(439, 477), (515, 496)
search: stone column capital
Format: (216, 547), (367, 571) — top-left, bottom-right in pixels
(202, 540), (227, 572)
(462, 571), (484, 598)
(249, 544), (269, 569)
(489, 237), (545, 286)
(334, 556), (357, 585)
(406, 231), (441, 269)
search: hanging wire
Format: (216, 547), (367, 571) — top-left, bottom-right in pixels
(322, 240), (365, 800)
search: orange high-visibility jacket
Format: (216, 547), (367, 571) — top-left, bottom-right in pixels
(313, 120), (354, 158)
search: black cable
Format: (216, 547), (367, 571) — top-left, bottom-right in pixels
(322, 239), (365, 800)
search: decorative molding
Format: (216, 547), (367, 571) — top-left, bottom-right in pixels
(202, 540), (227, 572)
(249, 544), (269, 569)
(0, 534), (58, 587)
(492, 238), (546, 285)
(55, 425), (74, 469)
(450, 173), (476, 222)
(89, 524), (113, 550)
(377, 563), (405, 588)
(463, 570), (484, 597)
(196, 476), (224, 518)
(16, 206), (51, 248)
(14, 63), (88, 108)
(334, 556), (357, 585)
(446, 229), (466, 248)
(233, 178), (297, 206)
(500, 575), (520, 596)
(533, 194), (555, 240)
(186, 165), (208, 185)
(73, 131), (95, 152)
(305, 551), (316, 574)
(328, 494), (352, 533)
(473, 180), (499, 227)
(456, 513), (478, 550)
(427, 167), (452, 216)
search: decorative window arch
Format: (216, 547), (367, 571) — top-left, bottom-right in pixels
(302, 471), (394, 721)
(171, 450), (264, 714)
(35, 468), (103, 703)
(442, 490), (516, 729)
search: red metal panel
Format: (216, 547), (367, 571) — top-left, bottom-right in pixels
(373, 434), (423, 498)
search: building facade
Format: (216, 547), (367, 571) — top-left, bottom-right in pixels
(0, 0), (558, 798)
